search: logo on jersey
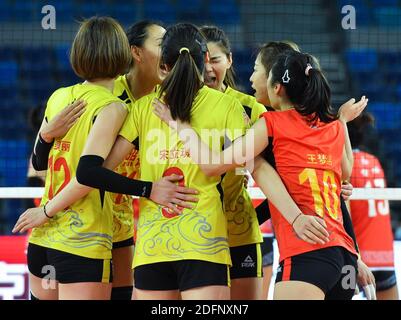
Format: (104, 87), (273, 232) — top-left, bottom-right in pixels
(241, 255), (255, 268)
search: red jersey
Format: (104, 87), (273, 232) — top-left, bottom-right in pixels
(350, 150), (394, 268)
(262, 110), (357, 261)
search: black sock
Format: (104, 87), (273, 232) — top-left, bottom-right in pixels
(111, 286), (133, 300)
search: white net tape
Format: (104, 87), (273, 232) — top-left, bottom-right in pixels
(1, 187), (401, 200)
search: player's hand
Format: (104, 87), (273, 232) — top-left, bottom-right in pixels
(338, 96), (368, 123)
(41, 99), (87, 142)
(150, 174), (199, 214)
(341, 181), (353, 201)
(12, 207), (49, 234)
(292, 214), (330, 245)
(356, 258), (377, 300)
(152, 98), (179, 130)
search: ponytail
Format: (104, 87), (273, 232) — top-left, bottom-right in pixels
(299, 67), (335, 123)
(159, 23), (207, 123)
(160, 49), (203, 123)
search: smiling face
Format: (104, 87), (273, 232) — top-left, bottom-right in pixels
(250, 53), (270, 106)
(203, 41), (232, 91)
(137, 24), (167, 84)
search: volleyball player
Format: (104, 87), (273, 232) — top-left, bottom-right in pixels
(200, 25), (265, 300)
(252, 41), (376, 299)
(108, 20), (166, 300)
(17, 23), (331, 300)
(153, 50), (368, 299)
(12, 17), (197, 300)
(348, 112), (398, 300)
(24, 21), (168, 300)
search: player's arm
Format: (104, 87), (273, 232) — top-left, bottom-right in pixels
(153, 98), (269, 176)
(251, 156), (329, 245)
(255, 199), (271, 225)
(340, 122), (353, 181)
(103, 136), (136, 170)
(31, 100), (87, 170)
(13, 103), (199, 233)
(338, 96), (368, 180)
(31, 117), (54, 171)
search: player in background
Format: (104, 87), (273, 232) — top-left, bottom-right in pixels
(12, 17), (197, 300)
(348, 112), (398, 300)
(200, 25), (265, 300)
(153, 50), (369, 299)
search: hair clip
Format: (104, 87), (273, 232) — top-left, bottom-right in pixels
(282, 69), (290, 83)
(179, 47), (190, 54)
(305, 63), (313, 76)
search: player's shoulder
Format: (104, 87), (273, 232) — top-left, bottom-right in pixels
(48, 85), (74, 101)
(135, 90), (158, 107)
(225, 86), (264, 109)
(201, 85), (239, 105)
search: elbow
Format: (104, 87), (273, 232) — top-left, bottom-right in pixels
(31, 154), (47, 171)
(76, 155), (105, 187)
(76, 165), (90, 186)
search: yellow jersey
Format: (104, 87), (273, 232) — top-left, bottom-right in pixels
(119, 86), (248, 268)
(29, 82), (124, 259)
(110, 75), (139, 243)
(222, 86), (266, 247)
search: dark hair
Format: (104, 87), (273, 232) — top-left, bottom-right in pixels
(270, 50), (336, 123)
(159, 23), (207, 123)
(70, 17), (131, 80)
(126, 20), (164, 68)
(258, 41), (299, 76)
(348, 112), (375, 148)
(200, 25), (237, 89)
(126, 20), (164, 47)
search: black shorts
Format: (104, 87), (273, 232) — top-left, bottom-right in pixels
(372, 270), (397, 292)
(28, 243), (112, 284)
(112, 237), (134, 249)
(276, 246), (358, 300)
(134, 260), (229, 291)
(261, 236), (274, 267)
(230, 243), (263, 279)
